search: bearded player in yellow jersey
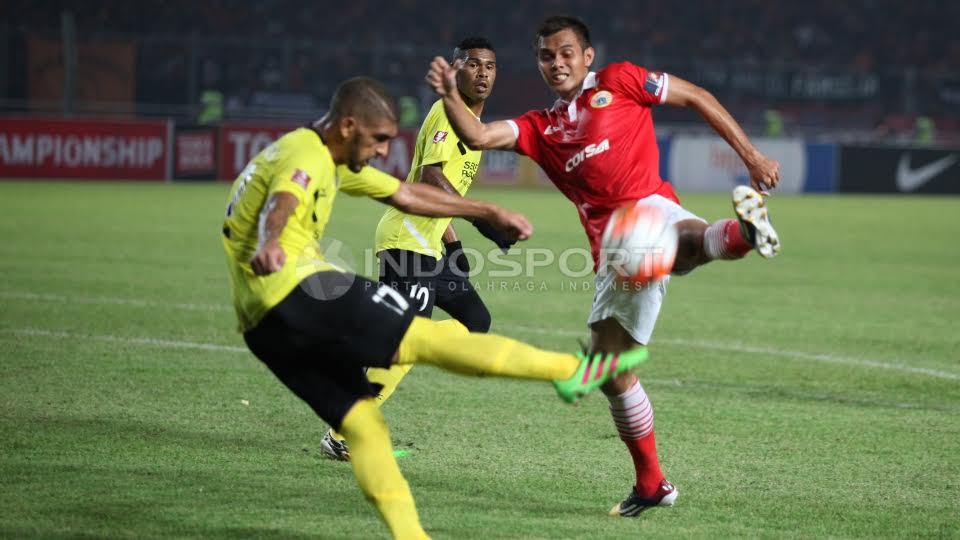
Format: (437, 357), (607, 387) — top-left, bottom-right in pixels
(320, 37), (513, 461)
(222, 76), (650, 539)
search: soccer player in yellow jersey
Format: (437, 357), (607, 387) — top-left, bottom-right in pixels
(321, 37), (509, 461)
(222, 76), (650, 539)
(376, 37), (508, 325)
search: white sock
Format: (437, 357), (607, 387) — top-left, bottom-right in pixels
(703, 219), (753, 260)
(703, 220), (729, 260)
(607, 381), (654, 440)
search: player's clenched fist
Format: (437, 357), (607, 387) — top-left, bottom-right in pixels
(425, 56), (460, 97)
(250, 239), (286, 275)
(746, 152), (781, 194)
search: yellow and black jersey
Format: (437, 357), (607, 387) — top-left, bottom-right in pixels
(375, 99), (482, 259)
(222, 127), (400, 331)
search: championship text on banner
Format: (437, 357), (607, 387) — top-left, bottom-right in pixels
(838, 145), (960, 194)
(0, 117), (171, 180)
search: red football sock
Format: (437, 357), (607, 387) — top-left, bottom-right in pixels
(607, 381), (665, 496)
(624, 431), (665, 496)
(704, 219), (753, 260)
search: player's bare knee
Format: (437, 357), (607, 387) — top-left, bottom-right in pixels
(590, 318), (636, 353)
(673, 219), (710, 273)
(602, 371), (638, 395)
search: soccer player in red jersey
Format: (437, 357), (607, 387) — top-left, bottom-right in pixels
(426, 15), (782, 517)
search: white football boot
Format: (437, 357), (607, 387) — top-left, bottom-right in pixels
(609, 480), (679, 517)
(320, 430), (351, 461)
(732, 185), (781, 258)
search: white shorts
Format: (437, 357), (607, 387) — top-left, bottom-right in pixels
(587, 195), (705, 345)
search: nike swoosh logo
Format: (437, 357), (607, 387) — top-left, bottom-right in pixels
(896, 153), (957, 192)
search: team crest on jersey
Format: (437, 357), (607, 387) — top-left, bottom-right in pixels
(291, 168), (311, 188)
(432, 130), (448, 143)
(590, 90), (614, 108)
(644, 72), (666, 97)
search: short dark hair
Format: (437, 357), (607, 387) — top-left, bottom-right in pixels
(328, 77), (397, 124)
(534, 16), (591, 51)
(453, 36), (495, 60)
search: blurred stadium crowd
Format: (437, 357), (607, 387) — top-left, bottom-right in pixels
(3, 0), (959, 142)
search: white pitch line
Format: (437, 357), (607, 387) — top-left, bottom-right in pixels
(0, 327), (247, 354)
(506, 324), (960, 382)
(4, 289), (958, 382)
(0, 327), (951, 412)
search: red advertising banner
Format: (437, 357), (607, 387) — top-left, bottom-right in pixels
(0, 117), (171, 180)
(175, 129), (216, 177)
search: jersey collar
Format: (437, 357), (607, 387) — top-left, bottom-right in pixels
(554, 71), (598, 122)
(462, 99), (481, 120)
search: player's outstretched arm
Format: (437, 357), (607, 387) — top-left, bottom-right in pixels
(385, 182), (532, 243)
(421, 165), (515, 251)
(425, 56), (517, 151)
(665, 75), (781, 192)
(250, 191), (298, 275)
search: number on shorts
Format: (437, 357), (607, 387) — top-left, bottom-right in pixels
(409, 284), (431, 312)
(372, 284), (410, 316)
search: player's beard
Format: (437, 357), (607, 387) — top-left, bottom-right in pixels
(346, 133), (366, 173)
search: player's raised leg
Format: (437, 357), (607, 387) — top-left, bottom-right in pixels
(394, 316), (649, 403)
(672, 186), (780, 275)
(367, 320), (465, 409)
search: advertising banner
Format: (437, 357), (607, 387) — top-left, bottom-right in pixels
(667, 136), (807, 193)
(0, 117), (170, 180)
(219, 124), (418, 181)
(175, 128), (216, 179)
(838, 145), (960, 194)
(218, 123), (297, 180)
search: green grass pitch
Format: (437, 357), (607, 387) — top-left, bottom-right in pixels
(1, 181), (958, 538)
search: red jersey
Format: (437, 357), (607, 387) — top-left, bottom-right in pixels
(507, 62), (679, 267)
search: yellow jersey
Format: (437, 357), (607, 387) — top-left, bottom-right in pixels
(375, 99), (482, 259)
(222, 127), (400, 331)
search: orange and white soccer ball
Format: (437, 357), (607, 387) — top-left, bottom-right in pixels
(601, 203), (679, 286)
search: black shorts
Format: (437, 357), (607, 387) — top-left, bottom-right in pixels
(378, 249), (442, 316)
(242, 271), (417, 429)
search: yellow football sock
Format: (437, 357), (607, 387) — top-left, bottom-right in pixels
(396, 317), (578, 381)
(339, 399), (429, 540)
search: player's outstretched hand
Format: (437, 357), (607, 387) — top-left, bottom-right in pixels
(471, 218), (518, 253)
(426, 56), (460, 97)
(747, 152), (781, 194)
(489, 207), (533, 243)
(250, 239), (286, 275)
